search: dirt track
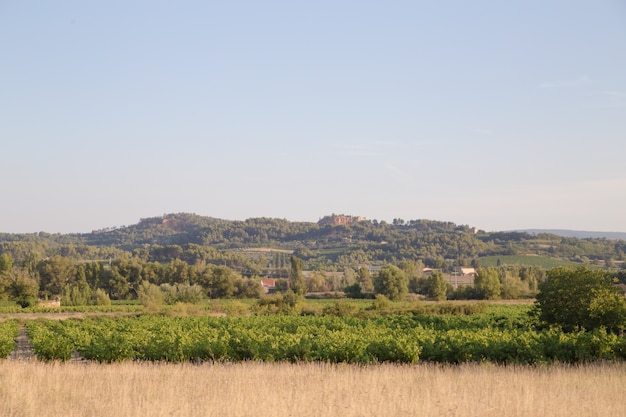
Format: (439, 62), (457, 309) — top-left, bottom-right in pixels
(8, 325), (35, 361)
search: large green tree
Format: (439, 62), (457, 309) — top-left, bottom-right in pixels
(535, 266), (626, 332)
(474, 267), (501, 300)
(202, 265), (237, 298)
(37, 255), (78, 299)
(426, 271), (447, 301)
(2, 268), (39, 307)
(374, 265), (408, 301)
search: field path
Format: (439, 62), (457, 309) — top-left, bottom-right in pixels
(9, 325), (36, 361)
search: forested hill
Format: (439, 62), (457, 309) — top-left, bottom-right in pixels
(1, 213), (625, 270)
(518, 229), (626, 240)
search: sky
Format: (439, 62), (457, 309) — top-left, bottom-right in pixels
(1, 1), (625, 234)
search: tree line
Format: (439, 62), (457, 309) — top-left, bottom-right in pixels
(0, 250), (547, 307)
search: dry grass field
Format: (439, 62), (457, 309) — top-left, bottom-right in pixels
(1, 361), (624, 417)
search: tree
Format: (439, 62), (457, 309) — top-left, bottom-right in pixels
(344, 283), (364, 299)
(357, 266), (374, 293)
(0, 253), (14, 274)
(62, 279), (91, 306)
(101, 267), (131, 300)
(306, 271), (329, 292)
(373, 265), (408, 301)
(3, 268), (39, 308)
(234, 277), (264, 298)
(474, 267), (501, 300)
(289, 256), (306, 296)
(426, 271), (447, 301)
(499, 271), (525, 299)
(202, 265), (238, 298)
(535, 266), (626, 332)
(37, 256), (77, 299)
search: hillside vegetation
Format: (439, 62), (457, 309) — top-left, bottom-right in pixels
(1, 213), (625, 305)
(1, 213), (624, 270)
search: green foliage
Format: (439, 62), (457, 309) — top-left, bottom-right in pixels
(322, 299), (359, 316)
(2, 268), (39, 308)
(22, 308), (626, 364)
(475, 267), (501, 300)
(3, 213), (626, 276)
(478, 255), (574, 269)
(289, 256), (306, 296)
(137, 281), (164, 313)
(374, 265), (408, 301)
(93, 288), (112, 306)
(62, 280), (92, 306)
(356, 266), (374, 292)
(371, 294), (391, 310)
(0, 253), (14, 274)
(201, 265), (238, 298)
(255, 290), (302, 315)
(37, 255), (78, 299)
(0, 320), (19, 358)
(426, 271), (447, 301)
(344, 283), (365, 299)
(160, 283), (205, 305)
(535, 266), (626, 332)
(234, 278), (264, 298)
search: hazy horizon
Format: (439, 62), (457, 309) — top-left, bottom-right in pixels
(2, 1), (625, 234)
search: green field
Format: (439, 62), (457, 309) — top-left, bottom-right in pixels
(479, 255), (578, 269)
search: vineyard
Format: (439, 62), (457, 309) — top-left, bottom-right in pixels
(15, 308), (626, 364)
(0, 320), (18, 358)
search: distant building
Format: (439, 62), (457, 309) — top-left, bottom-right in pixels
(260, 279), (276, 294)
(422, 267), (476, 288)
(455, 267), (477, 277)
(317, 214), (366, 226)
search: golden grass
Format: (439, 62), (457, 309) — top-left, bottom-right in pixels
(1, 361), (624, 417)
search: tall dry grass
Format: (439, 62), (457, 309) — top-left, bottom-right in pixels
(1, 361), (624, 417)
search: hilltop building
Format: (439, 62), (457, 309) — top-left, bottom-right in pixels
(318, 214), (366, 226)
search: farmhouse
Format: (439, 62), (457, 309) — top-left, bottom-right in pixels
(260, 279), (276, 294)
(455, 267), (476, 277)
(423, 267), (476, 288)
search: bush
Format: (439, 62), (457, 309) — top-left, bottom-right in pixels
(535, 266), (626, 333)
(138, 281), (164, 313)
(322, 300), (359, 317)
(93, 289), (112, 306)
(371, 294), (391, 311)
(160, 283), (205, 305)
(255, 290), (302, 314)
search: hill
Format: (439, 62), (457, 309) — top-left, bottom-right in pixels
(518, 229), (626, 240)
(1, 213), (625, 270)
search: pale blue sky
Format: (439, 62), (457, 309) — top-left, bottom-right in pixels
(1, 1), (625, 233)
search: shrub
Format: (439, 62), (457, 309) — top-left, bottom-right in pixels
(371, 294), (391, 310)
(138, 281), (164, 313)
(92, 289), (112, 306)
(535, 266), (626, 332)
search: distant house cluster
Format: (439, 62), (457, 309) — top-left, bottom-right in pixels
(317, 214), (366, 226)
(423, 267), (477, 288)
